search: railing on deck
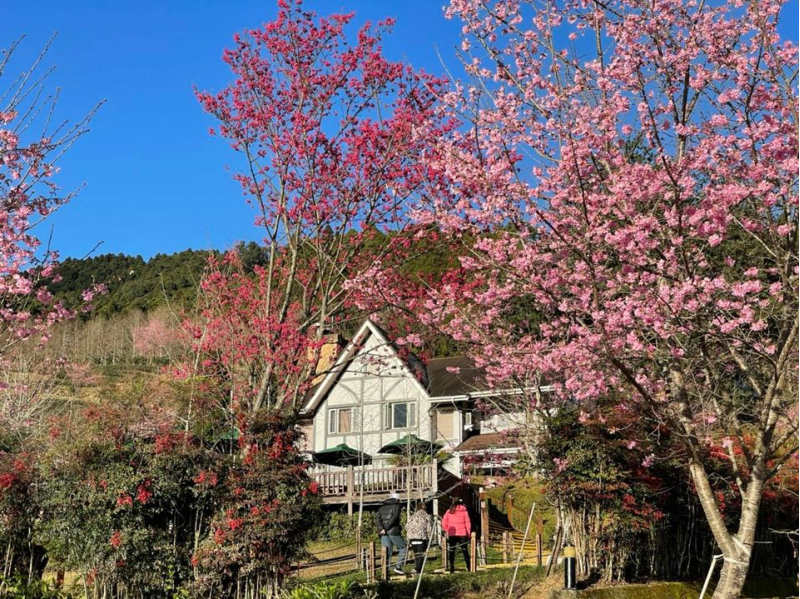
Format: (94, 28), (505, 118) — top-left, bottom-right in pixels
(311, 461), (438, 499)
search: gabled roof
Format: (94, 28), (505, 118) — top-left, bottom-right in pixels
(299, 319), (542, 416)
(426, 356), (487, 398)
(300, 319), (430, 415)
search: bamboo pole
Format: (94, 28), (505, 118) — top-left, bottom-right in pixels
(480, 496), (489, 567)
(699, 554), (722, 599)
(355, 526), (362, 571)
(412, 536), (432, 599)
(508, 502), (536, 599)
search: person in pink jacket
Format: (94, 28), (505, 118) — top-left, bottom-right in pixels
(441, 498), (472, 572)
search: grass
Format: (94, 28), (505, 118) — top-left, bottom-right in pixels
(297, 541), (362, 580)
(289, 540), (547, 599)
(479, 479), (557, 543)
(372, 566), (546, 599)
(561, 578), (799, 599)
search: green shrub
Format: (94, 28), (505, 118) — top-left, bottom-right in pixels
(311, 511), (377, 543)
(281, 579), (375, 599)
(0, 575), (72, 599)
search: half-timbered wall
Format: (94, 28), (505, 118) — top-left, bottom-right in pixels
(310, 331), (433, 465)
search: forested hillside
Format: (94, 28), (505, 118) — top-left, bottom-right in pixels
(46, 243), (273, 317)
(39, 238), (461, 366)
(47, 236), (455, 320)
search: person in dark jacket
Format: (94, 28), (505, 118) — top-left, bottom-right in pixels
(375, 492), (407, 574)
(442, 498), (471, 572)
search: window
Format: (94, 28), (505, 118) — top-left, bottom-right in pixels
(463, 411), (473, 429)
(328, 408), (353, 434)
(386, 402), (416, 429)
(435, 408), (455, 441)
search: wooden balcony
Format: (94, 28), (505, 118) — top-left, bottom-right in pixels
(310, 461), (439, 513)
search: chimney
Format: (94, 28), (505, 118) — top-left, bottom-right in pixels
(308, 326), (346, 385)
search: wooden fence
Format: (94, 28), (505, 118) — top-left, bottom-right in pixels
(310, 462), (437, 504)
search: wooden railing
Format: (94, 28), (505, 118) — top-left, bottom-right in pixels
(311, 462), (438, 499)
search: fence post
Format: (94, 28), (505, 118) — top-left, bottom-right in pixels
(381, 545), (389, 580)
(470, 532), (477, 572)
(536, 518), (544, 568)
(441, 534), (448, 572)
(368, 542), (376, 584)
(347, 466), (355, 516)
(480, 494), (488, 567)
(502, 531), (509, 564)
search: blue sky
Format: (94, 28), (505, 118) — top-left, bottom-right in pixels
(2, 1), (798, 260)
(1, 1), (464, 260)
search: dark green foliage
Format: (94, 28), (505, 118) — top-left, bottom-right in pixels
(44, 240), (469, 359)
(35, 382), (222, 596)
(535, 403), (685, 581)
(47, 248), (217, 317)
(0, 575), (73, 599)
(282, 580), (364, 599)
(371, 566), (544, 599)
(310, 511), (377, 543)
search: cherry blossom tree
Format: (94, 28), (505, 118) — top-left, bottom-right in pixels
(417, 1), (797, 596)
(0, 36), (102, 445)
(189, 4), (452, 594)
(131, 309), (181, 364)
(0, 37), (100, 352)
(0, 35), (101, 585)
(195, 0), (449, 414)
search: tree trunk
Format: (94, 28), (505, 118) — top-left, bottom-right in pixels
(689, 455), (765, 599)
(710, 467), (766, 599)
(714, 558), (750, 599)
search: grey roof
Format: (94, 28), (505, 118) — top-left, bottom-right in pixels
(426, 356), (487, 397)
(452, 432), (519, 452)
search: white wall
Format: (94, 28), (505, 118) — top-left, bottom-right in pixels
(311, 331), (433, 466)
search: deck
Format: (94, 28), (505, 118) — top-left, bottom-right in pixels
(310, 461), (442, 513)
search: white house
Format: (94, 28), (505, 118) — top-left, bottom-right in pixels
(299, 319), (471, 467)
(298, 319), (544, 510)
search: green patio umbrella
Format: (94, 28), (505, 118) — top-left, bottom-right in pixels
(378, 434), (441, 455)
(313, 443), (372, 467)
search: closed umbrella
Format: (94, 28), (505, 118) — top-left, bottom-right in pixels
(378, 434), (441, 455)
(313, 443), (372, 467)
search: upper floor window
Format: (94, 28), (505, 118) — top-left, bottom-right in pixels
(328, 407), (353, 435)
(386, 402), (416, 429)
